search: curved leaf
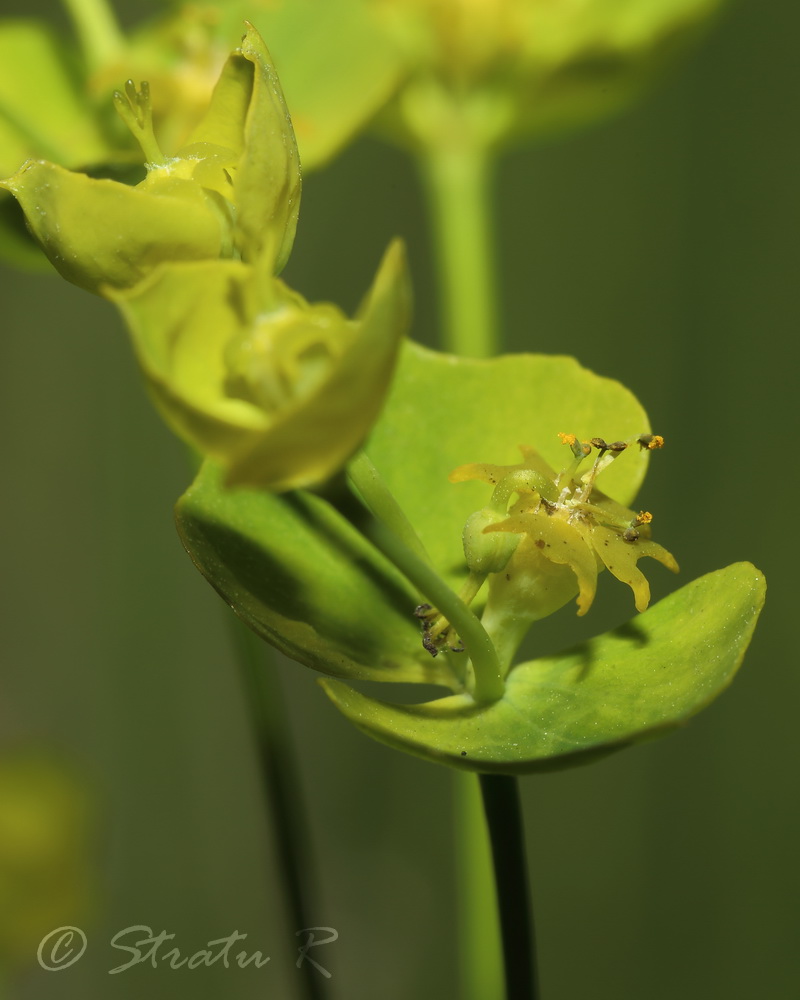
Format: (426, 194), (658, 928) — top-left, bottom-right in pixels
(175, 460), (455, 687)
(320, 562), (766, 772)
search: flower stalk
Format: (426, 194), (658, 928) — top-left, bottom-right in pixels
(347, 455), (504, 703)
(420, 130), (498, 357)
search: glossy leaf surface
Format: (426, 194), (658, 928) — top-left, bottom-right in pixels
(175, 461), (452, 686)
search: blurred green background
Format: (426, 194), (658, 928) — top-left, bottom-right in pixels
(1, 0), (797, 997)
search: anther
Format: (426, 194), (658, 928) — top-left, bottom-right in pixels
(637, 434), (664, 451)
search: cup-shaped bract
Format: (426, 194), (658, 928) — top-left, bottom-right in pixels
(182, 20), (301, 271)
(0, 23), (300, 294)
(112, 240), (410, 491)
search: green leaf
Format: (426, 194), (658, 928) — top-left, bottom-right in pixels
(365, 342), (652, 593)
(320, 562), (766, 773)
(0, 160), (227, 293)
(175, 460), (454, 687)
(199, 0), (406, 168)
(0, 21), (111, 175)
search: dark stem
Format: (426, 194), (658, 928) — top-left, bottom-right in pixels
(229, 619), (327, 1000)
(479, 774), (539, 1000)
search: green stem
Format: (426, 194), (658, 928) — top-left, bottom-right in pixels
(456, 773), (505, 1000)
(228, 618), (326, 1000)
(415, 97), (537, 1000)
(61, 0), (125, 72)
(479, 774), (539, 1000)
(348, 451), (431, 564)
(420, 134), (498, 357)
(347, 455), (503, 703)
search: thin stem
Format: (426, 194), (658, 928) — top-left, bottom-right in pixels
(346, 459), (503, 701)
(420, 135), (498, 357)
(348, 450), (431, 564)
(456, 772), (505, 1000)
(369, 518), (504, 702)
(61, 0), (125, 72)
(228, 618), (326, 1000)
(479, 774), (539, 1000)
(414, 97), (538, 1000)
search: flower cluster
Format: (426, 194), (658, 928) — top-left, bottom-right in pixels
(1, 23), (409, 492)
(455, 432), (678, 621)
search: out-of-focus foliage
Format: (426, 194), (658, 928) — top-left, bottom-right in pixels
(0, 753), (93, 971)
(375, 0), (725, 147)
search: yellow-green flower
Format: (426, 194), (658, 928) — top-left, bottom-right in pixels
(0, 23), (299, 293)
(451, 432), (678, 623)
(111, 240), (410, 491)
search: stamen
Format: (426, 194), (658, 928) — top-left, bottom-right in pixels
(577, 438), (629, 500)
(557, 432), (591, 488)
(623, 511), (653, 542)
(638, 434), (665, 451)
